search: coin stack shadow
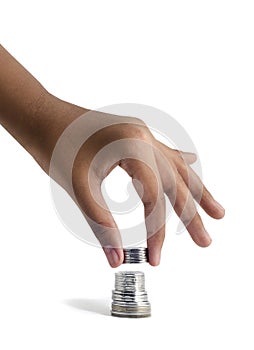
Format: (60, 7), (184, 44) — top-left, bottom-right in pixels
(111, 248), (151, 318)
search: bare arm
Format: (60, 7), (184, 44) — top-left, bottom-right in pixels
(0, 45), (225, 267)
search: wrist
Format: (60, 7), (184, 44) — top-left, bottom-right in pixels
(30, 92), (89, 173)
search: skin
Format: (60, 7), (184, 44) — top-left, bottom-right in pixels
(0, 45), (225, 268)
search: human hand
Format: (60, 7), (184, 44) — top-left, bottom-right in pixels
(0, 46), (225, 268)
(37, 99), (225, 268)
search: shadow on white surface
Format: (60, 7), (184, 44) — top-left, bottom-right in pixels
(64, 298), (110, 316)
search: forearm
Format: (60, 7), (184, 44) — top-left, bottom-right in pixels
(0, 45), (88, 172)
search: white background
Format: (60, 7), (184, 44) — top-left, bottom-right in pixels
(0, 1), (254, 349)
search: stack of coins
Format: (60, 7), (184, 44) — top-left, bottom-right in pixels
(123, 247), (148, 264)
(111, 271), (151, 318)
(111, 248), (151, 318)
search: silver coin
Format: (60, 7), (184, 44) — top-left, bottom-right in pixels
(111, 271), (151, 318)
(123, 248), (148, 264)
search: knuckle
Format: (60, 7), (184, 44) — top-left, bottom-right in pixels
(131, 125), (149, 141)
(143, 191), (164, 211)
(173, 149), (181, 158)
(143, 193), (157, 207)
(124, 117), (150, 141)
(163, 172), (178, 195)
(134, 127), (149, 141)
(180, 207), (197, 227)
(163, 178), (176, 194)
(89, 220), (114, 235)
(173, 153), (187, 167)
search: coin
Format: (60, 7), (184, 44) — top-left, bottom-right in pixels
(123, 248), (148, 264)
(111, 271), (151, 318)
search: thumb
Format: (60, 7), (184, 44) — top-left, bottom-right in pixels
(73, 173), (124, 268)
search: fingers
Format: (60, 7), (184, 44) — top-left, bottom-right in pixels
(155, 138), (224, 218)
(120, 158), (166, 266)
(165, 171), (212, 247)
(177, 162), (225, 219)
(73, 170), (124, 268)
(146, 221), (165, 266)
(155, 140), (197, 164)
(153, 143), (210, 247)
(179, 151), (197, 164)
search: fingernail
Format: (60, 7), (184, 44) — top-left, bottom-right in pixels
(205, 230), (212, 245)
(148, 249), (161, 266)
(198, 231), (212, 247)
(153, 254), (161, 266)
(202, 231), (212, 247)
(104, 247), (120, 267)
(214, 200), (225, 211)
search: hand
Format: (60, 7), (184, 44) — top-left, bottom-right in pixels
(0, 45), (225, 268)
(38, 102), (225, 267)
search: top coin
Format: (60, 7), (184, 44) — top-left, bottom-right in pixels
(123, 247), (148, 263)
